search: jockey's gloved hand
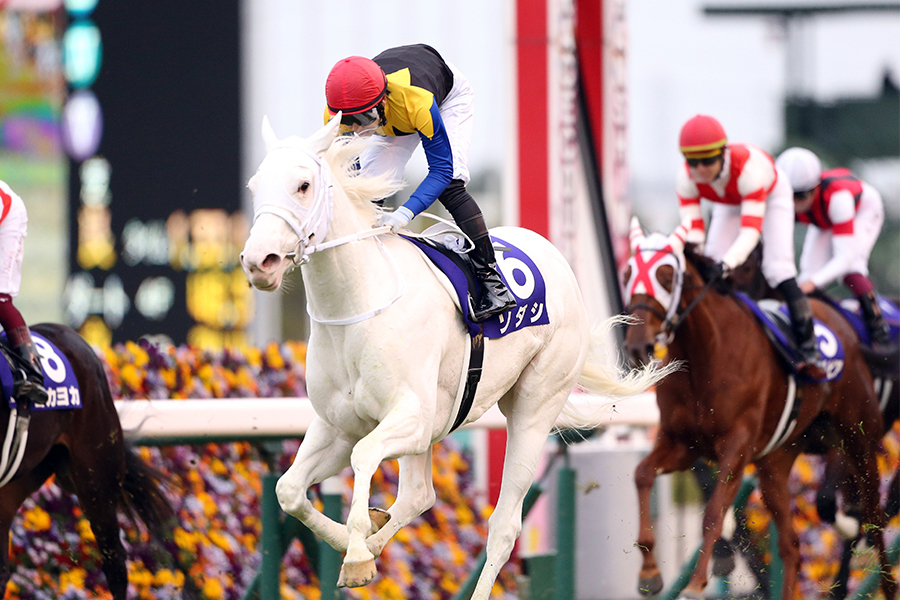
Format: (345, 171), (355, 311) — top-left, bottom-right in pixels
(709, 261), (730, 281)
(378, 206), (413, 233)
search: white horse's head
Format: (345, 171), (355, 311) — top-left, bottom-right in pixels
(240, 115), (341, 291)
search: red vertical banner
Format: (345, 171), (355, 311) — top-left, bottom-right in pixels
(497, 0), (550, 510)
(517, 0), (549, 237)
(576, 0), (604, 168)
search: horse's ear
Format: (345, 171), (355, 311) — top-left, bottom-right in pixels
(668, 218), (691, 254)
(307, 113), (342, 156)
(629, 216), (645, 253)
(262, 115), (279, 151)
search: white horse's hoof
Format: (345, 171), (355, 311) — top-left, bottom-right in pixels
(337, 558), (377, 588)
(368, 507), (391, 535)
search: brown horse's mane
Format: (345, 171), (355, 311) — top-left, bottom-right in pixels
(682, 243), (736, 295)
(683, 242), (770, 299)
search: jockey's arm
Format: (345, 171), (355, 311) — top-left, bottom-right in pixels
(399, 99), (454, 217)
(676, 168), (706, 245)
(721, 189), (765, 270)
(808, 190), (857, 289)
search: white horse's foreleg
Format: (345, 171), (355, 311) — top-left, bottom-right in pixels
(276, 416), (354, 552)
(365, 448), (436, 556)
(339, 397), (431, 587)
(470, 414), (559, 600)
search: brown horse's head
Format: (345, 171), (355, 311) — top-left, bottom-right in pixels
(621, 218), (689, 366)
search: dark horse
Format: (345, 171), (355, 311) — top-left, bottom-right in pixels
(621, 220), (896, 600)
(0, 323), (189, 599)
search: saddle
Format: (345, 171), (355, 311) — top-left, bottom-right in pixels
(735, 292), (844, 384)
(402, 227), (550, 339)
(402, 226), (551, 432)
(0, 332), (81, 412)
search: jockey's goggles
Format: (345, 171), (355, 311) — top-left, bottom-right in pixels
(340, 107), (379, 128)
(686, 155), (721, 168)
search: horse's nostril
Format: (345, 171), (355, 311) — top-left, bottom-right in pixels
(261, 253), (282, 271)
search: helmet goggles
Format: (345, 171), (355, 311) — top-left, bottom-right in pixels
(339, 106), (379, 128)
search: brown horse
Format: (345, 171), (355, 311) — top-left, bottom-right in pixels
(0, 323), (193, 599)
(621, 220), (896, 600)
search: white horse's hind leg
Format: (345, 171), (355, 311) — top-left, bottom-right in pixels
(276, 417), (354, 552)
(365, 448), (436, 556)
(469, 399), (567, 600)
(339, 397), (432, 588)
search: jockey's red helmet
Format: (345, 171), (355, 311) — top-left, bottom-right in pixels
(679, 115), (728, 159)
(326, 56), (387, 116)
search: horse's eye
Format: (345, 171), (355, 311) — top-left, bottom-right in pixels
(299, 182), (310, 193)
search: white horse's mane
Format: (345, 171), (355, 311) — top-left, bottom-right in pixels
(321, 135), (406, 222)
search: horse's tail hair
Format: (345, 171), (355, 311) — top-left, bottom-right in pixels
(120, 447), (202, 600)
(120, 446), (176, 534)
(557, 314), (679, 432)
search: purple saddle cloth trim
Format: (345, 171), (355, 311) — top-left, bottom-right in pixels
(735, 292), (844, 383)
(1, 332), (82, 411)
(819, 294), (899, 347)
(404, 234), (550, 339)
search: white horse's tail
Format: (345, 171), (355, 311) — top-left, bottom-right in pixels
(556, 315), (679, 432)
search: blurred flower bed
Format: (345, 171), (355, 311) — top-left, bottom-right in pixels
(7, 337), (897, 599)
(7, 339), (520, 600)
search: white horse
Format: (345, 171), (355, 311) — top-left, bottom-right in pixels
(239, 115), (671, 598)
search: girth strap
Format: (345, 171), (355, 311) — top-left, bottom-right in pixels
(449, 330), (485, 433)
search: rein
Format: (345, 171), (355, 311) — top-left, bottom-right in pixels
(627, 266), (721, 353)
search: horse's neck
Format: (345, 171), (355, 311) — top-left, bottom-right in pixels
(302, 188), (398, 323)
(670, 287), (730, 369)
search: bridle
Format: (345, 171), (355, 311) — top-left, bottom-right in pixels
(625, 245), (718, 354)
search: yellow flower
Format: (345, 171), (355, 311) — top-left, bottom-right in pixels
(209, 530), (233, 552)
(121, 363), (144, 391)
(60, 568), (87, 592)
(198, 491), (218, 517)
(266, 343), (285, 370)
(23, 506), (51, 532)
(153, 568), (178, 586)
(77, 517), (95, 541)
(174, 528), (199, 552)
(210, 457), (228, 476)
(202, 577), (226, 600)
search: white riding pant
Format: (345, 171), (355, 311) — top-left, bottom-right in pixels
(0, 182), (27, 298)
(704, 171), (798, 288)
(798, 182), (884, 286)
(359, 62), (474, 186)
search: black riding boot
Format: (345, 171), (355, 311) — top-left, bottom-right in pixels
(857, 291), (892, 349)
(778, 279), (826, 380)
(468, 236), (517, 322)
(13, 336), (48, 404)
(442, 182), (518, 322)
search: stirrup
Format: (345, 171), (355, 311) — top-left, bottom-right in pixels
(797, 356), (826, 381)
(15, 374), (49, 405)
(472, 293), (517, 323)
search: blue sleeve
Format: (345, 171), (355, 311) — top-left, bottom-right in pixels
(400, 99), (454, 217)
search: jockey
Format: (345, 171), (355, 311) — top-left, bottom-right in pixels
(676, 115), (826, 380)
(776, 147), (892, 350)
(0, 180), (47, 404)
(323, 44), (516, 323)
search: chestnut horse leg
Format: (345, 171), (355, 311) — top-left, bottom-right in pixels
(681, 430), (753, 598)
(634, 433), (696, 596)
(756, 453), (803, 600)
